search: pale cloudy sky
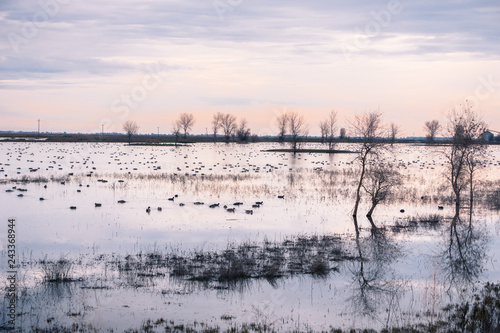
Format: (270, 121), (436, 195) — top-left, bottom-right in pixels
(1, 0), (499, 136)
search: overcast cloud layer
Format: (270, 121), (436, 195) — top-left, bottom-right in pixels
(1, 0), (499, 135)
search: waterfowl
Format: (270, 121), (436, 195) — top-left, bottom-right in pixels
(39, 197), (45, 201)
(194, 202), (204, 205)
(70, 206), (77, 209)
(179, 203), (185, 206)
(245, 210), (253, 215)
(209, 203), (219, 208)
(95, 203), (102, 207)
(226, 208), (235, 213)
(118, 200), (126, 204)
(168, 197), (175, 201)
(277, 195), (284, 199)
(252, 204), (260, 208)
(255, 201), (263, 205)
(400, 209), (405, 213)
(438, 206), (444, 210)
(233, 202), (243, 206)
(157, 207), (162, 211)
(146, 206), (151, 213)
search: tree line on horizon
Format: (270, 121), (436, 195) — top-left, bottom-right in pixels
(122, 108), (496, 148)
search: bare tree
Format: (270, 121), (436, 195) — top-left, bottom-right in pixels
(389, 122), (400, 145)
(220, 113), (237, 142)
(172, 121), (182, 147)
(123, 120), (139, 144)
(326, 110), (337, 152)
(319, 120), (328, 143)
(424, 120), (441, 143)
(276, 113), (288, 143)
(362, 161), (401, 220)
(287, 111), (308, 153)
(178, 113), (195, 138)
(349, 111), (386, 227)
(237, 118), (251, 142)
(446, 105), (487, 219)
(212, 112), (222, 142)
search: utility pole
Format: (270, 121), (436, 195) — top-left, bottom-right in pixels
(157, 127), (160, 143)
(101, 124), (104, 136)
(37, 119), (40, 135)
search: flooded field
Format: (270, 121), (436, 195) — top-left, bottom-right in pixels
(1, 141), (500, 332)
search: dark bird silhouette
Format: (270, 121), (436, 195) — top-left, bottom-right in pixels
(146, 206), (151, 213)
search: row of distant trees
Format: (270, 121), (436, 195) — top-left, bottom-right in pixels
(121, 111), (485, 148)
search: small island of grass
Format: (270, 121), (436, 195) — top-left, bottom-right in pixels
(263, 148), (355, 154)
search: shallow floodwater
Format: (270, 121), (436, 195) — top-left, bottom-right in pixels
(1, 141), (500, 331)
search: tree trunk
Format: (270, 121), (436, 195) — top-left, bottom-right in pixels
(366, 215), (377, 230)
(353, 216), (360, 237)
(353, 156), (366, 218)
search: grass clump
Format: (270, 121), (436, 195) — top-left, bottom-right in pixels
(39, 256), (74, 282)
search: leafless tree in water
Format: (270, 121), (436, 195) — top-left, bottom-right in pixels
(349, 110), (387, 229)
(220, 113), (237, 142)
(276, 113), (288, 143)
(212, 112), (223, 142)
(389, 122), (400, 145)
(123, 120), (139, 144)
(446, 104), (487, 219)
(287, 111), (308, 153)
(362, 161), (401, 221)
(177, 113), (195, 138)
(172, 121), (182, 147)
(424, 120), (441, 143)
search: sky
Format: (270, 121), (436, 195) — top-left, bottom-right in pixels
(0, 0), (499, 137)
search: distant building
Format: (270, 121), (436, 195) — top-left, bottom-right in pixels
(339, 128), (347, 139)
(481, 131), (494, 142)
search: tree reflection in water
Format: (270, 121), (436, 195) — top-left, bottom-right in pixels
(439, 209), (489, 292)
(346, 216), (407, 327)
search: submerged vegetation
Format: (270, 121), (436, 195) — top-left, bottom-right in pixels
(111, 235), (348, 286)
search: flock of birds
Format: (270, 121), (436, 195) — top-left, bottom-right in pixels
(4, 181), (285, 215)
(144, 198), (271, 215)
(2, 143), (499, 220)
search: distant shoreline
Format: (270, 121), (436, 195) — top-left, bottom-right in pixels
(0, 132), (497, 145)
